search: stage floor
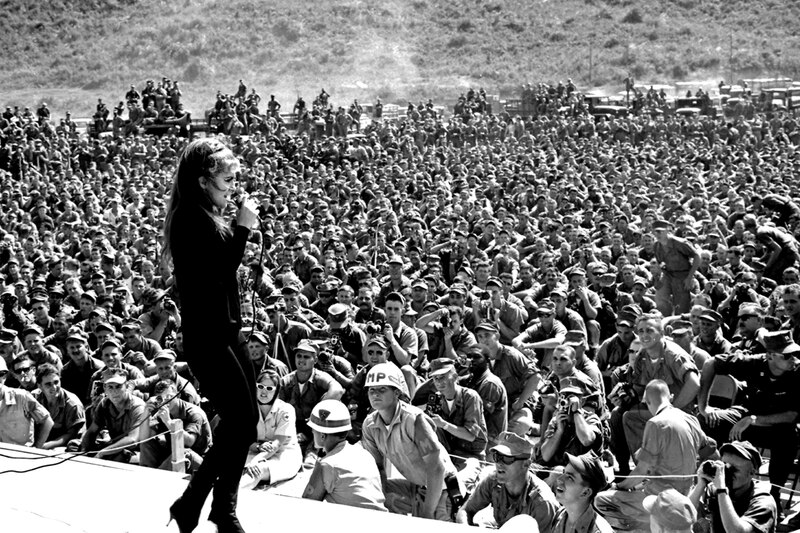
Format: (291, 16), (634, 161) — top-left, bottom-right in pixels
(0, 443), (471, 532)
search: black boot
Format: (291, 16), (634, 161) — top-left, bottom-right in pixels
(168, 496), (201, 533)
(208, 509), (245, 533)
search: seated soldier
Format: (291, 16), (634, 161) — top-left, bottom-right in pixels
(138, 379), (211, 472)
(131, 349), (200, 405)
(426, 357), (488, 490)
(303, 399), (387, 512)
(696, 330), (800, 511)
(279, 339), (344, 453)
(341, 336), (411, 441)
(538, 384), (604, 468)
(79, 367), (147, 462)
(32, 363), (85, 450)
(456, 431), (560, 531)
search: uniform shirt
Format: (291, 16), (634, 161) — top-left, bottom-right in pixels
(280, 369), (341, 437)
(32, 388), (85, 442)
(637, 404), (709, 495)
(519, 319), (567, 368)
(435, 385), (488, 459)
(694, 331), (732, 358)
(315, 440), (387, 512)
(713, 352), (800, 415)
(492, 345), (539, 405)
(93, 394), (147, 440)
(462, 469), (560, 531)
(0, 385), (52, 446)
(626, 340), (698, 400)
(540, 408), (603, 467)
(596, 334), (631, 373)
(387, 321), (419, 365)
(552, 504), (615, 533)
(654, 235), (698, 274)
(704, 480), (776, 533)
(150, 399), (212, 455)
(460, 368), (508, 445)
(255, 398), (298, 453)
(361, 401), (456, 488)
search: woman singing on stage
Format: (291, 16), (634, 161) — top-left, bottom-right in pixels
(163, 137), (259, 533)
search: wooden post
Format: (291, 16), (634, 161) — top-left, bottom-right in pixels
(168, 419), (185, 474)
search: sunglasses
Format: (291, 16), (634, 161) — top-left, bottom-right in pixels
(257, 384), (276, 391)
(491, 450), (526, 465)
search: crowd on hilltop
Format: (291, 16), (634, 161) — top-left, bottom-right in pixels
(2, 78), (800, 532)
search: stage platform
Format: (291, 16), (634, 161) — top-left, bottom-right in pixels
(0, 443), (471, 533)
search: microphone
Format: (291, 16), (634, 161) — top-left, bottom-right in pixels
(230, 190), (244, 209)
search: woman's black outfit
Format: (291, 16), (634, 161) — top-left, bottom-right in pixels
(170, 204), (257, 531)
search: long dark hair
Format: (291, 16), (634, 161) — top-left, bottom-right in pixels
(162, 138), (240, 266)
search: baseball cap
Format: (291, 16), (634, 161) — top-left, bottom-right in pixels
(153, 350), (177, 362)
(549, 287), (568, 299)
(295, 339), (319, 356)
(761, 330), (800, 355)
(328, 303), (349, 325)
(564, 330), (586, 345)
(428, 358), (456, 377)
(566, 452), (609, 493)
(643, 489), (697, 531)
(486, 277), (503, 289)
(448, 284), (467, 296)
(387, 256), (404, 265)
(738, 303), (764, 317)
(248, 331), (269, 346)
(475, 321), (498, 334)
(365, 336), (388, 349)
(698, 309), (722, 324)
(103, 372), (127, 385)
(65, 331), (88, 343)
(720, 440), (762, 469)
(490, 431), (533, 459)
(21, 324), (44, 338)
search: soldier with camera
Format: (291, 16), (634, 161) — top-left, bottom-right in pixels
(697, 329), (800, 512)
(426, 357), (487, 488)
(327, 302), (367, 368)
(538, 383), (604, 468)
(689, 441), (776, 533)
(137, 288), (180, 347)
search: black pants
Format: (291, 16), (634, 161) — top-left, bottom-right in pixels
(181, 334), (257, 516)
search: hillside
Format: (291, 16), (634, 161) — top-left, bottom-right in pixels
(1, 0), (799, 116)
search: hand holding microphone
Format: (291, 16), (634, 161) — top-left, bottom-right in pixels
(235, 191), (259, 229)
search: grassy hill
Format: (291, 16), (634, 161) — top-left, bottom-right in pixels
(1, 0), (799, 116)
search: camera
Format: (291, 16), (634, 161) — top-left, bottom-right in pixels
(480, 291), (491, 301)
(365, 321), (385, 335)
(318, 350), (331, 364)
(558, 397), (570, 412)
(440, 312), (450, 328)
(329, 333), (341, 349)
(427, 392), (443, 416)
(735, 283), (750, 298)
(701, 460), (723, 478)
(163, 297), (176, 311)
